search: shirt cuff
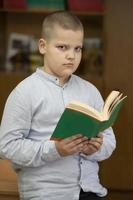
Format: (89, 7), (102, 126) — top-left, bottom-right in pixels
(41, 140), (61, 162)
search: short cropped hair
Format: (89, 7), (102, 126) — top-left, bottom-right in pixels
(42, 11), (84, 40)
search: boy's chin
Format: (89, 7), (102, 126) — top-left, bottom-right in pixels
(63, 68), (76, 76)
(61, 72), (73, 79)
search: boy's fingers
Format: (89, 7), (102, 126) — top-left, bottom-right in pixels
(62, 134), (84, 144)
(69, 139), (89, 153)
(57, 134), (89, 155)
(88, 138), (103, 150)
(97, 133), (103, 139)
(67, 136), (88, 147)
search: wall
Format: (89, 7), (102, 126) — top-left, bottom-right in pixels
(101, 0), (133, 190)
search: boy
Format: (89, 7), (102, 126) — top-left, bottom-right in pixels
(0, 11), (116, 200)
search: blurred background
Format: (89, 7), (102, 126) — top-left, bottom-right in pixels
(0, 0), (133, 199)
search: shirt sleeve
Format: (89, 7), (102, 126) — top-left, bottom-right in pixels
(81, 87), (116, 161)
(0, 86), (61, 167)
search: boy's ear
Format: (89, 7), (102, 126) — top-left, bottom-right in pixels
(38, 38), (46, 54)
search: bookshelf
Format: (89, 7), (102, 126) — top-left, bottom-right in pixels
(0, 7), (104, 109)
(0, 9), (104, 84)
(0, 9), (104, 70)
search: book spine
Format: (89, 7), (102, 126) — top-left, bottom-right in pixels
(68, 0), (104, 12)
(3, 0), (26, 9)
(27, 0), (65, 10)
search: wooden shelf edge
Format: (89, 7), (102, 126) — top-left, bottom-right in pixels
(0, 8), (104, 16)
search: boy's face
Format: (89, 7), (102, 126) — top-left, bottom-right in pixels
(39, 26), (83, 85)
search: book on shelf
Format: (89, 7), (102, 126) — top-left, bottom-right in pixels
(26, 0), (65, 10)
(51, 90), (127, 140)
(68, 0), (104, 12)
(3, 0), (26, 9)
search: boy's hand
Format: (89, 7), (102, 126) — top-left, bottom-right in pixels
(81, 133), (103, 155)
(55, 134), (88, 156)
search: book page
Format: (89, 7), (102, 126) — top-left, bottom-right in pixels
(102, 91), (120, 119)
(68, 101), (103, 121)
(109, 95), (127, 118)
(67, 90), (124, 122)
(108, 93), (123, 114)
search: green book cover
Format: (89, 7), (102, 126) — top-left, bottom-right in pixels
(27, 0), (65, 9)
(51, 91), (126, 140)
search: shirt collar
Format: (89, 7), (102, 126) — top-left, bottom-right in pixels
(36, 67), (73, 87)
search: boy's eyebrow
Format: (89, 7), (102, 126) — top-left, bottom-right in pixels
(56, 42), (68, 45)
(76, 45), (83, 47)
(55, 42), (83, 47)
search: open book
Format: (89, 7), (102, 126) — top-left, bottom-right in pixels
(51, 90), (127, 140)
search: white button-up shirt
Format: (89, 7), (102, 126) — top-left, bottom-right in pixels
(0, 68), (116, 200)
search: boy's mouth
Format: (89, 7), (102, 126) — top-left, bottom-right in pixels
(63, 63), (74, 66)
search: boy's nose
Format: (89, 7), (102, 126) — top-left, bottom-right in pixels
(66, 50), (75, 60)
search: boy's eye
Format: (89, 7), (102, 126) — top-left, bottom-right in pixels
(56, 45), (67, 51)
(75, 46), (82, 52)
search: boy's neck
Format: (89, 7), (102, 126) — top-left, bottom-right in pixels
(42, 67), (70, 86)
(59, 76), (70, 86)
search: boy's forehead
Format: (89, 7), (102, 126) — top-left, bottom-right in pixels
(53, 25), (83, 35)
(49, 25), (83, 43)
